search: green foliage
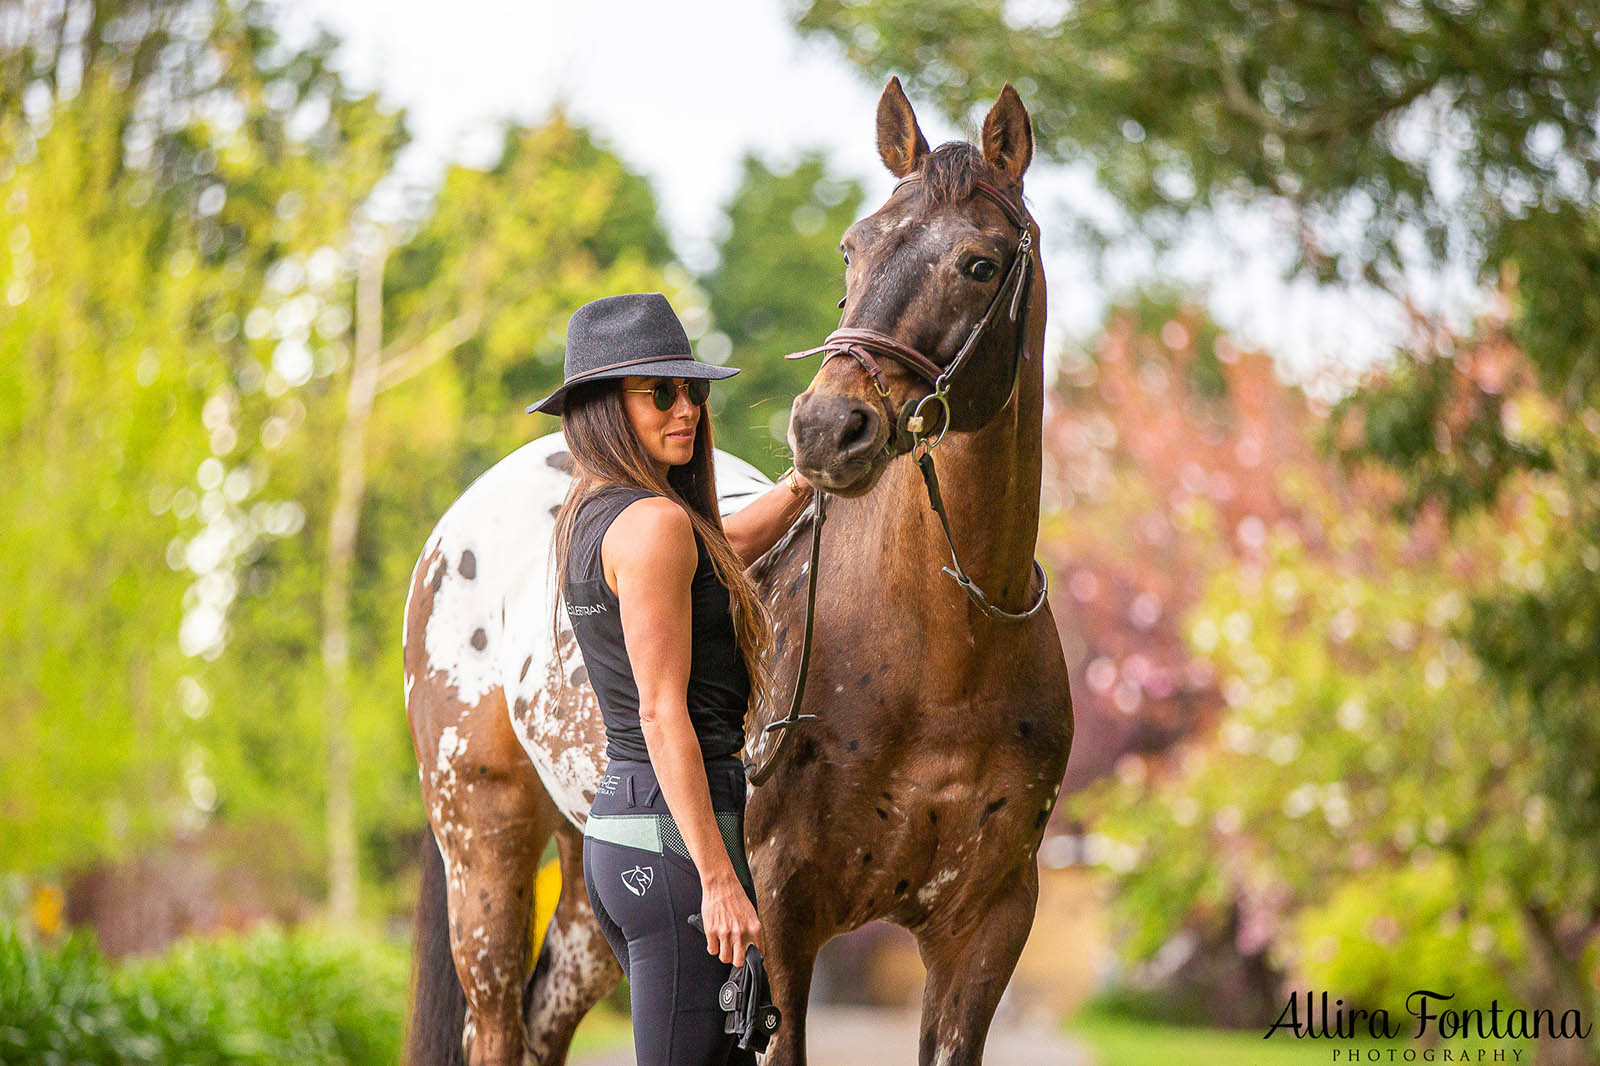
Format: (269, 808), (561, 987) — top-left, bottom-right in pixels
(0, 922), (406, 1066)
(794, 1), (1600, 377)
(1332, 345), (1600, 947)
(1074, 455), (1594, 1011)
(0, 0), (405, 873)
(1328, 350), (1552, 519)
(385, 114), (677, 442)
(701, 151), (863, 470)
(1290, 860), (1523, 1010)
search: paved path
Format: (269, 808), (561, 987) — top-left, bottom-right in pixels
(571, 1003), (1093, 1066)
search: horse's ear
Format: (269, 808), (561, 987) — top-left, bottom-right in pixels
(980, 83), (1033, 184)
(876, 76), (929, 178)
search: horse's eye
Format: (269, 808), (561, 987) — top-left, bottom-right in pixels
(842, 249), (851, 267)
(968, 259), (998, 282)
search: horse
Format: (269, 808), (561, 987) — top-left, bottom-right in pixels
(402, 78), (1073, 1066)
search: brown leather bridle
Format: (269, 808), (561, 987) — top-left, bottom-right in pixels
(748, 174), (1051, 786)
(784, 175), (1037, 458)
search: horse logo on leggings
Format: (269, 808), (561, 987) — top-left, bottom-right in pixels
(620, 865), (653, 897)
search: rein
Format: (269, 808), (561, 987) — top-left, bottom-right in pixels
(747, 175), (1050, 786)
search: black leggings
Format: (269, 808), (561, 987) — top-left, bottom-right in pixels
(581, 756), (759, 1066)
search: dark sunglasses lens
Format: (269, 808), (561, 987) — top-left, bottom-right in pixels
(650, 379), (711, 410)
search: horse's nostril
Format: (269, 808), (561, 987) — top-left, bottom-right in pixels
(839, 407), (871, 451)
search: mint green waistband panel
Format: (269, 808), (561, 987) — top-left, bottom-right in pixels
(585, 810), (753, 893)
(582, 813), (664, 853)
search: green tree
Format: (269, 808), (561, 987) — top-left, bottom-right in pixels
(0, 0), (404, 881)
(701, 151), (862, 470)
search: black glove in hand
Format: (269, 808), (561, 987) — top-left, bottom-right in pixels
(687, 913), (782, 1052)
(719, 945), (781, 1051)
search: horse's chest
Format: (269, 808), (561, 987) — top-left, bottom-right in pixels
(804, 754), (1053, 923)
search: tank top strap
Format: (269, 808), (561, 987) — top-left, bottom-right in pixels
(569, 484), (663, 587)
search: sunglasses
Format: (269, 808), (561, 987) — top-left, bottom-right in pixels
(621, 378), (711, 411)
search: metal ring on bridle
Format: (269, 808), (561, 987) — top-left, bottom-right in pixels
(907, 389), (952, 451)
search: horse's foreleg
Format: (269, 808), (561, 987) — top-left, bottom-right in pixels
(755, 893), (825, 1066)
(522, 818), (623, 1065)
(914, 864), (1040, 1066)
(422, 686), (558, 1066)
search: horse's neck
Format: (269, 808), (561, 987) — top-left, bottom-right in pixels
(853, 338), (1044, 627)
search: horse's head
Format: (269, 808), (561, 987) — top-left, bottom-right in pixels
(788, 77), (1036, 497)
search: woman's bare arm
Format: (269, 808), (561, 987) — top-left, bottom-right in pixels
(723, 469), (812, 566)
(604, 497), (762, 963)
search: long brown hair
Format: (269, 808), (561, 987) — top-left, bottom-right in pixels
(548, 379), (774, 728)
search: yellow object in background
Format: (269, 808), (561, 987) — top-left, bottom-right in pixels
(30, 883), (64, 938)
(528, 858), (562, 960)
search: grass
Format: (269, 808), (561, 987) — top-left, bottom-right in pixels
(571, 1005), (635, 1058)
(1067, 1002), (1421, 1066)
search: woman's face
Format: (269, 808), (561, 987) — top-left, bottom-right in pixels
(619, 375), (702, 471)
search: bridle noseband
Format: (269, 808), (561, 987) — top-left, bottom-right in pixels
(748, 174), (1051, 787)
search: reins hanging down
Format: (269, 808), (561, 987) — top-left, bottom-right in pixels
(747, 177), (1050, 787)
(749, 487), (826, 786)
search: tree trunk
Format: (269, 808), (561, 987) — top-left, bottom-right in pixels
(321, 234), (386, 922)
(1520, 900), (1600, 1066)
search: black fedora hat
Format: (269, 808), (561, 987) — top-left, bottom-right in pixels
(525, 292), (740, 415)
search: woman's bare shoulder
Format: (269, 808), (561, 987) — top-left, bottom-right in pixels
(602, 496), (696, 578)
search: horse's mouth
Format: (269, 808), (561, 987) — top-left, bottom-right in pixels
(798, 457), (878, 497)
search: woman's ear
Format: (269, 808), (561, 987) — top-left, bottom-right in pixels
(876, 75), (930, 178)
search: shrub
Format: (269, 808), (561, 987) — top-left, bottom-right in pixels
(0, 922), (407, 1066)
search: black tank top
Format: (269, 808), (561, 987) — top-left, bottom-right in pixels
(563, 484), (751, 762)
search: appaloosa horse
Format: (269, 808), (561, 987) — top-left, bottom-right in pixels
(403, 78), (1072, 1066)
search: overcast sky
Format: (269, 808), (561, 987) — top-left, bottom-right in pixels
(281, 0), (1484, 395)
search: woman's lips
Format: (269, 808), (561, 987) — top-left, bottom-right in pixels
(667, 430), (693, 439)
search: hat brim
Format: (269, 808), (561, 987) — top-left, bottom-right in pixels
(525, 359), (741, 415)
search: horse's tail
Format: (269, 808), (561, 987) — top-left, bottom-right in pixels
(405, 827), (467, 1066)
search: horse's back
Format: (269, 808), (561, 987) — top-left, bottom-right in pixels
(404, 429), (773, 824)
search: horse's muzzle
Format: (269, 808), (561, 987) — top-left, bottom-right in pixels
(789, 391), (886, 495)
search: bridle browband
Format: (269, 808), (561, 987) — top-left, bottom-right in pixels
(747, 173), (1051, 786)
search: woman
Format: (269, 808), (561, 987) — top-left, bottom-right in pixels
(531, 292), (812, 1065)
